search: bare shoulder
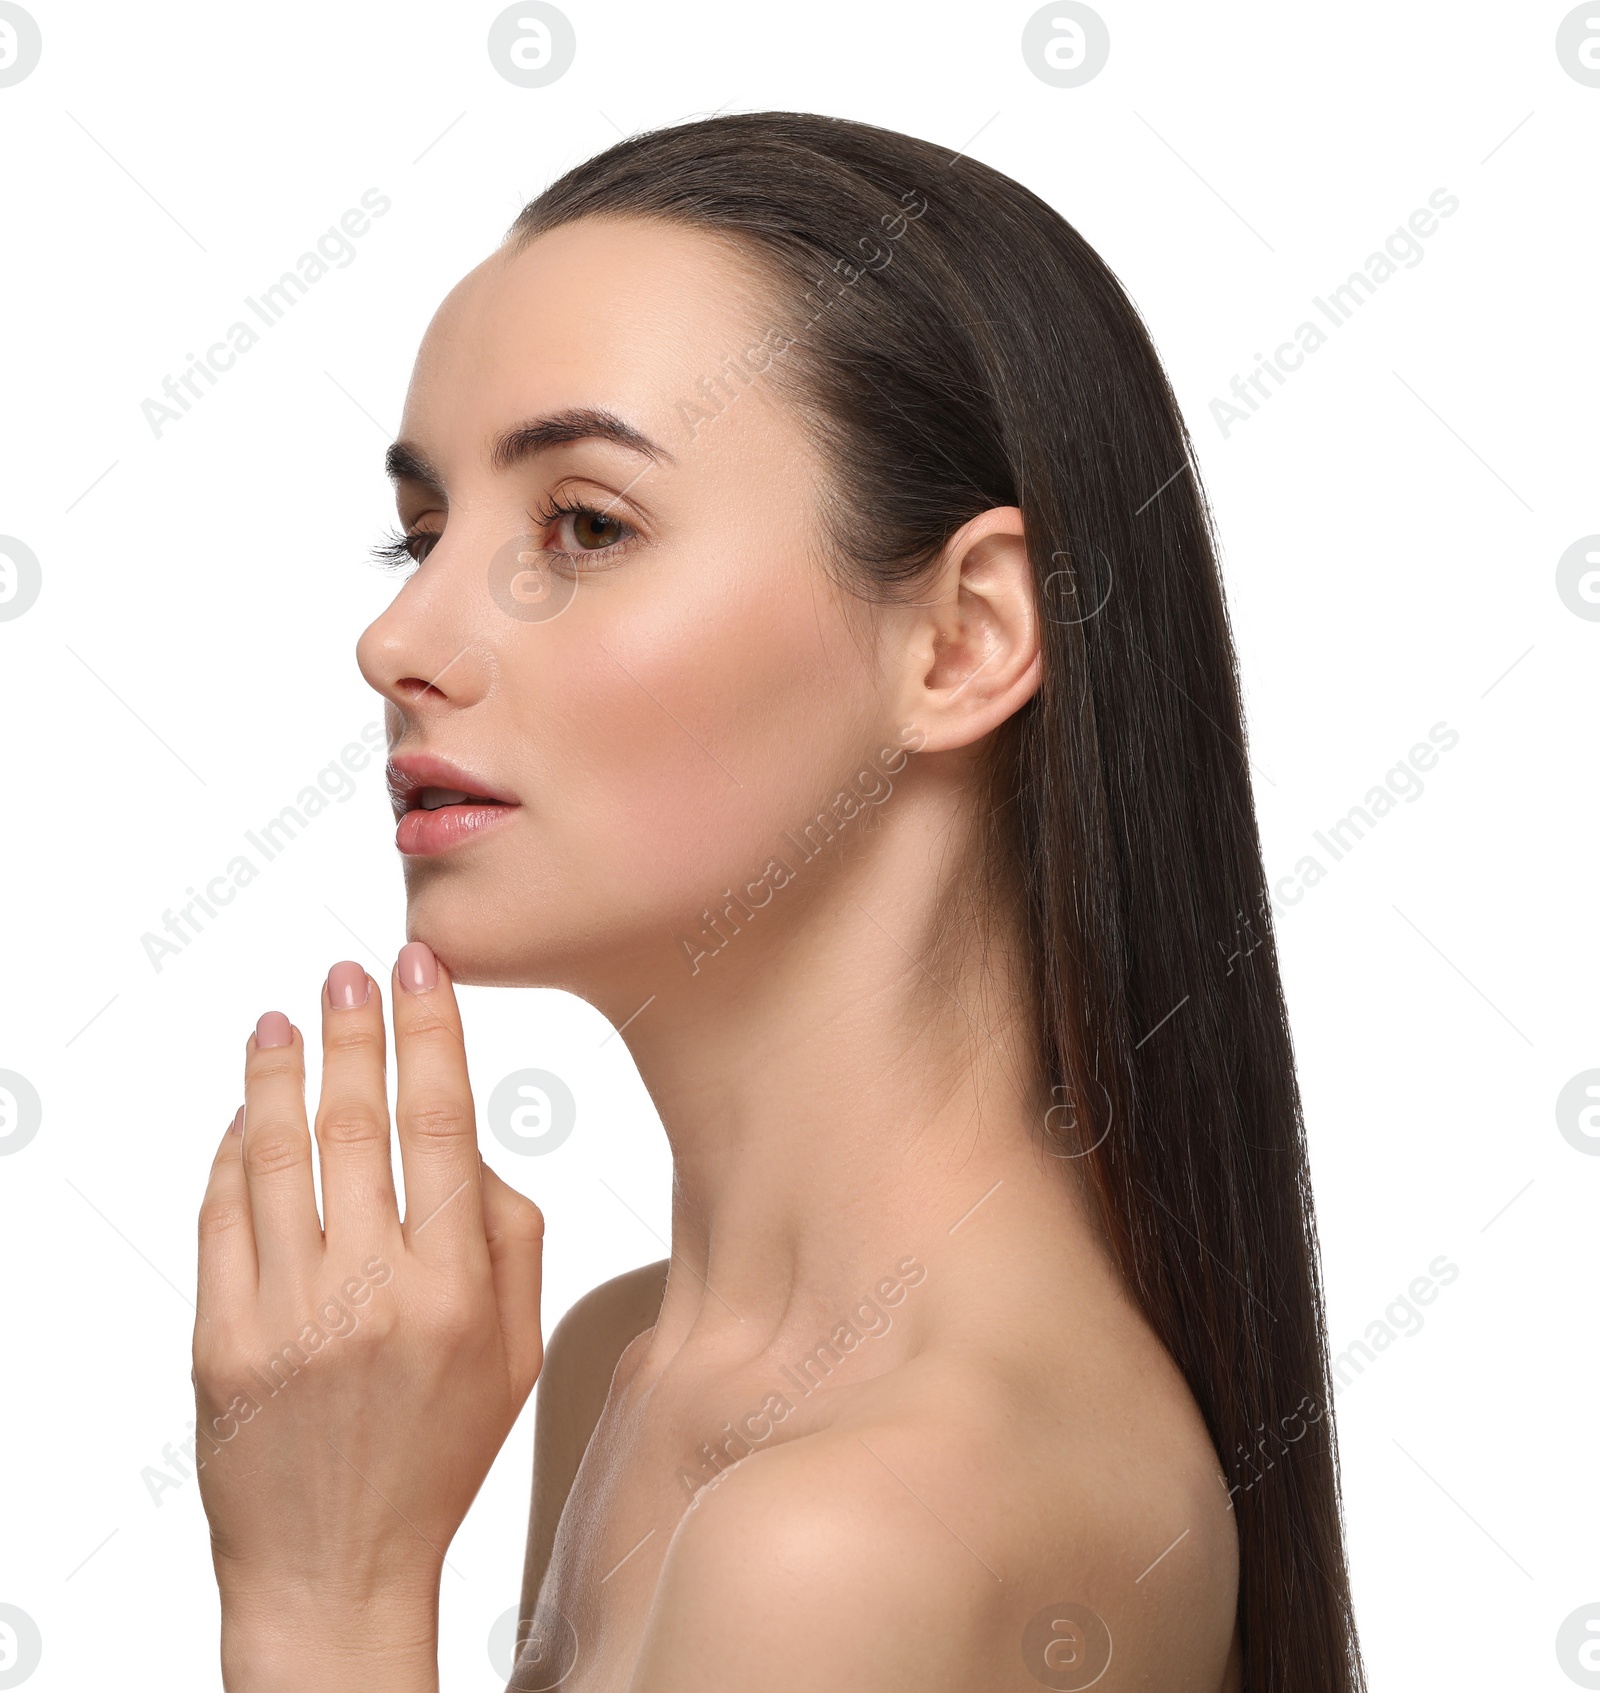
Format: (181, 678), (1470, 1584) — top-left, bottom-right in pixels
(629, 1347), (1239, 1692)
(519, 1260), (669, 1627)
(540, 1259), (670, 1413)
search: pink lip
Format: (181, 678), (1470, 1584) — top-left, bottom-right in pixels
(386, 750), (522, 859)
(396, 802), (518, 857)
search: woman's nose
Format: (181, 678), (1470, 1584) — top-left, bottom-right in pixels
(355, 572), (496, 721)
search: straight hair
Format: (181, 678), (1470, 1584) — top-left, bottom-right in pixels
(508, 110), (1363, 1692)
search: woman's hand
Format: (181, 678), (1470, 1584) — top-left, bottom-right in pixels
(191, 941), (545, 1693)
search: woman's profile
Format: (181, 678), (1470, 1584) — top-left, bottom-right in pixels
(191, 110), (1364, 1691)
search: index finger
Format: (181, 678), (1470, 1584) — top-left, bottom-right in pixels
(392, 939), (487, 1267)
(197, 1106), (257, 1320)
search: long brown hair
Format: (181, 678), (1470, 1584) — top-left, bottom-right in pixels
(508, 110), (1364, 1692)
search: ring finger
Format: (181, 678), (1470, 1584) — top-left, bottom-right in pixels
(242, 1012), (323, 1282)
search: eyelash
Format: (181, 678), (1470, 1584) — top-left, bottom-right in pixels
(368, 496), (640, 575)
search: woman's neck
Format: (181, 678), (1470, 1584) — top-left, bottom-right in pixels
(599, 777), (1091, 1377)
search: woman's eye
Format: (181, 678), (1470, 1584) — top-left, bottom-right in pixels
(369, 526), (440, 573)
(370, 503), (634, 578)
(558, 507), (629, 552)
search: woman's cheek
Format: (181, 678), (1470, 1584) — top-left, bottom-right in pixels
(534, 583), (845, 915)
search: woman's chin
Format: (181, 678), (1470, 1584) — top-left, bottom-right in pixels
(400, 912), (595, 994)
(399, 907), (536, 987)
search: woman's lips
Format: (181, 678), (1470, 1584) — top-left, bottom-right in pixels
(386, 754), (522, 858)
(396, 797), (518, 857)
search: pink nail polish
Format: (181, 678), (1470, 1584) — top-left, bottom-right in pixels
(397, 940), (438, 994)
(327, 960), (370, 1009)
(256, 1011), (292, 1049)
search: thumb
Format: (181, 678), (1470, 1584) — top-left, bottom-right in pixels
(480, 1156), (544, 1394)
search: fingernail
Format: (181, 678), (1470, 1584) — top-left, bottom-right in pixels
(256, 1011), (292, 1048)
(229, 1105), (244, 1135)
(327, 960), (370, 1009)
(397, 940), (437, 994)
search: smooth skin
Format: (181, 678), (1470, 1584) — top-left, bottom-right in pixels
(196, 954), (543, 1690)
(194, 215), (1241, 1691)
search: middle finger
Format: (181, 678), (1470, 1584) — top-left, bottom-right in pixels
(314, 961), (400, 1246)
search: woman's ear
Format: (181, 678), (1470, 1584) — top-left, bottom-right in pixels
(891, 506), (1042, 753)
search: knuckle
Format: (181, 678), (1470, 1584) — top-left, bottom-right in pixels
(315, 1105), (389, 1151)
(353, 1302), (398, 1344)
(247, 1051), (302, 1082)
(193, 1331), (256, 1400)
(497, 1199), (545, 1244)
(338, 1313), (393, 1357)
(403, 1098), (471, 1142)
(399, 1016), (460, 1051)
(197, 1197), (253, 1243)
(321, 1017), (380, 1056)
(244, 1131), (311, 1179)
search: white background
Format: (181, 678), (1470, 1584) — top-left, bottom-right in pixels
(0, 1), (1593, 1687)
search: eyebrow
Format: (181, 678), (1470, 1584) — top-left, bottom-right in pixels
(384, 406), (674, 492)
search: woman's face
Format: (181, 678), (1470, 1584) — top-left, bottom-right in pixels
(357, 216), (900, 998)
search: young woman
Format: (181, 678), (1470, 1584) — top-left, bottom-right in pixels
(191, 111), (1365, 1691)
